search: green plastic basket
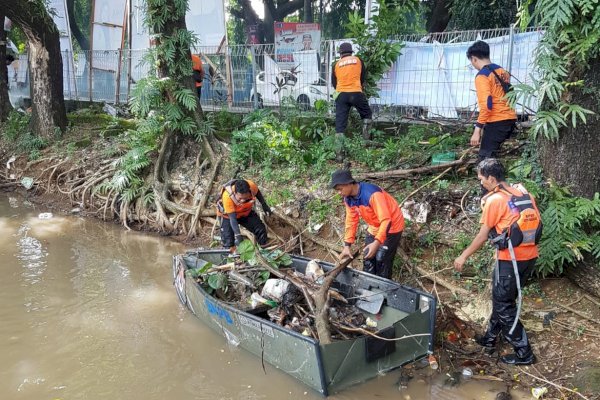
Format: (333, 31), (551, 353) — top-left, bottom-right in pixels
(431, 151), (456, 165)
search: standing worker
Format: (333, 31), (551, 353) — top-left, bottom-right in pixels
(454, 159), (541, 365)
(191, 53), (205, 100)
(466, 40), (517, 164)
(331, 42), (373, 149)
(216, 179), (272, 253)
(330, 169), (404, 280)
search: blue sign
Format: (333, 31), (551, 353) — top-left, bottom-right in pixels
(204, 298), (233, 324)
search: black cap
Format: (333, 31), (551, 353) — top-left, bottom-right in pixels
(330, 169), (355, 188)
(338, 42), (353, 54)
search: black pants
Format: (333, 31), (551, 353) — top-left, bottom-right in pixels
(196, 86), (202, 100)
(220, 210), (267, 247)
(477, 120), (516, 164)
(335, 92), (372, 133)
(363, 231), (402, 280)
(480, 258), (536, 357)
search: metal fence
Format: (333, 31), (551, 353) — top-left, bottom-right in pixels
(7, 27), (542, 122)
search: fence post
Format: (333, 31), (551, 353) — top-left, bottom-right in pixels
(507, 24), (515, 74)
(250, 45), (258, 110)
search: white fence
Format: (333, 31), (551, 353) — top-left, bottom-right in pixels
(7, 27), (542, 122)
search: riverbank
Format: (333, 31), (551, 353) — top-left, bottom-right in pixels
(2, 107), (599, 399)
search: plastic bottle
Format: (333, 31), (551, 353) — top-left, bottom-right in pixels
(428, 354), (438, 370)
(250, 292), (277, 308)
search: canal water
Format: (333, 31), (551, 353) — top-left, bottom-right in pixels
(0, 194), (525, 399)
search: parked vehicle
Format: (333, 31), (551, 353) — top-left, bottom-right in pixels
(250, 71), (331, 110)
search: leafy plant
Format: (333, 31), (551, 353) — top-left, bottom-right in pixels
(237, 240), (293, 270)
(509, 0), (600, 140)
(536, 184), (600, 275)
(0, 111), (48, 159)
(344, 0), (420, 98)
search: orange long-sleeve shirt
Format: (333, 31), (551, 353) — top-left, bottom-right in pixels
(343, 182), (404, 245)
(474, 64), (516, 128)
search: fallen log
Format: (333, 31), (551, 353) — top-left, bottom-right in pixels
(272, 211), (344, 253)
(356, 158), (475, 180)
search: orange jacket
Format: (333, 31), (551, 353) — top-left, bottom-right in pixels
(480, 184), (539, 261)
(332, 55), (365, 93)
(191, 54), (204, 88)
(217, 180), (259, 218)
(474, 64), (516, 127)
(343, 182), (404, 245)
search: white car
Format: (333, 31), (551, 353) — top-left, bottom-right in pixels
(250, 71), (331, 110)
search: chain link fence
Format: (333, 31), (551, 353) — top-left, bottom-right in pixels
(7, 27), (542, 123)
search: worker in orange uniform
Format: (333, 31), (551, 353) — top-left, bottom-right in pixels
(466, 40), (517, 164)
(216, 179), (272, 253)
(331, 42), (373, 150)
(330, 169), (404, 280)
(191, 54), (205, 100)
(454, 159), (541, 366)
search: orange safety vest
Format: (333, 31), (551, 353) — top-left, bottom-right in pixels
(192, 54), (203, 88)
(216, 180), (259, 218)
(334, 55), (363, 93)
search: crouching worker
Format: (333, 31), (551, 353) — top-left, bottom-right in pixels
(330, 169), (404, 280)
(216, 179), (272, 253)
(454, 158), (541, 365)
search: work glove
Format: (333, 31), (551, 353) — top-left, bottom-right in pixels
(234, 234), (243, 246)
(263, 205), (272, 217)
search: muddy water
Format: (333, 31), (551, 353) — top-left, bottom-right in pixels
(0, 194), (525, 400)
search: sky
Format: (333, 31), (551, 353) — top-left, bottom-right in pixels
(250, 0), (265, 18)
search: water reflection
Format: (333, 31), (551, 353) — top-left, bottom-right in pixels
(0, 194), (527, 400)
(16, 225), (47, 286)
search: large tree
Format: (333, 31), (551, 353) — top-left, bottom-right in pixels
(0, 0), (67, 137)
(516, 0), (600, 295)
(0, 12), (12, 121)
(230, 0), (306, 43)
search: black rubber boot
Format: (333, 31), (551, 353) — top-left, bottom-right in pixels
(474, 333), (496, 348)
(500, 351), (536, 365)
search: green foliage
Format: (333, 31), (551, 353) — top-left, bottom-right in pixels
(448, 0), (518, 30)
(95, 114), (162, 202)
(0, 111), (48, 159)
(231, 113), (301, 167)
(306, 198), (332, 225)
(509, 0), (600, 140)
(344, 1), (421, 98)
(536, 184), (600, 275)
(237, 240), (293, 270)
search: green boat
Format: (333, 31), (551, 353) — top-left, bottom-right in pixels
(173, 249), (436, 396)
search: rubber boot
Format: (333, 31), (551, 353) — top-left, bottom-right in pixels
(362, 118), (373, 140)
(500, 348), (536, 365)
(474, 333), (497, 355)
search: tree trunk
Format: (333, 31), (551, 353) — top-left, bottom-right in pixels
(304, 0), (313, 23)
(0, 12), (13, 121)
(427, 0), (451, 33)
(1, 0), (67, 138)
(66, 0), (90, 50)
(539, 56), (600, 297)
(564, 256), (600, 298)
(538, 56), (600, 200)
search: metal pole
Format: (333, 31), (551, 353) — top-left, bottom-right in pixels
(250, 45), (258, 110)
(89, 0), (96, 102)
(507, 24), (515, 74)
